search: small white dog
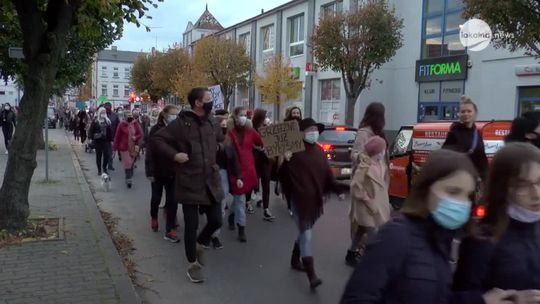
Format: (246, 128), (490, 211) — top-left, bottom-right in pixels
(100, 173), (111, 192)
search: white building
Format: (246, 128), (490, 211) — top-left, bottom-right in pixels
(91, 46), (143, 107)
(0, 79), (21, 106)
(182, 5), (224, 54)
(185, 0), (540, 133)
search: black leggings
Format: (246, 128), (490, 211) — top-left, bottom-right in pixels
(183, 202), (222, 263)
(255, 160), (272, 209)
(2, 126), (13, 150)
(150, 177), (177, 232)
(94, 140), (111, 173)
(79, 127), (87, 143)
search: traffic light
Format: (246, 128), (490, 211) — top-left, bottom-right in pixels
(128, 92), (136, 103)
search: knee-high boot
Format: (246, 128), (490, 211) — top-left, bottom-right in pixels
(301, 256), (322, 289)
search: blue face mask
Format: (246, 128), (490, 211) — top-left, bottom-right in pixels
(431, 196), (471, 230)
(165, 114), (176, 125)
(304, 131), (319, 144)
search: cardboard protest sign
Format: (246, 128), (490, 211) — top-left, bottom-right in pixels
(208, 85), (224, 110)
(259, 120), (305, 158)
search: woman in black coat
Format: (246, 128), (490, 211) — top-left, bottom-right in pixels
(454, 143), (540, 304)
(341, 149), (515, 304)
(88, 107), (114, 175)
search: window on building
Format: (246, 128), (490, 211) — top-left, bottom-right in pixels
(101, 84), (107, 96)
(239, 32), (251, 55)
(124, 67), (130, 79)
(124, 86), (130, 97)
(288, 15), (305, 57)
(0, 91), (5, 95)
(319, 79), (341, 123)
(321, 0), (343, 18)
(113, 67), (119, 78)
(101, 66), (107, 78)
(113, 85), (119, 97)
(422, 0), (466, 58)
(261, 25), (275, 52)
(8, 91), (13, 95)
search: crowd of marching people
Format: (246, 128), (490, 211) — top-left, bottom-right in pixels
(59, 87), (540, 303)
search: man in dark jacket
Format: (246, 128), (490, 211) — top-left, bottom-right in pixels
(0, 103), (16, 154)
(104, 102), (119, 171)
(151, 87), (224, 284)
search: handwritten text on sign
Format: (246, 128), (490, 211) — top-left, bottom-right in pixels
(259, 121), (305, 158)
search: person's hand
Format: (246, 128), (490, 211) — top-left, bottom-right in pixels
(338, 193), (346, 201)
(174, 153), (189, 164)
(236, 179), (244, 189)
(514, 290), (540, 304)
(147, 176), (155, 183)
(284, 151), (293, 161)
(482, 288), (516, 304)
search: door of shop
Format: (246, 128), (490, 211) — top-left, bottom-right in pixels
(418, 102), (459, 122)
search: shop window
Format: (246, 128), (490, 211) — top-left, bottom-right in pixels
(518, 86), (540, 115)
(426, 0), (444, 15)
(445, 12), (465, 32)
(422, 0), (465, 58)
(319, 79), (341, 123)
(446, 0), (464, 11)
(425, 17), (442, 36)
(423, 37), (443, 58)
(443, 34), (465, 56)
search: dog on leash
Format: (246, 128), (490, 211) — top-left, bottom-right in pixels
(100, 173), (111, 192)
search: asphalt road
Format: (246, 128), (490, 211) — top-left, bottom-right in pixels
(73, 136), (354, 304)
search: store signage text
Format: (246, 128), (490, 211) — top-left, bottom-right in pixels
(515, 64), (540, 76)
(415, 55), (468, 82)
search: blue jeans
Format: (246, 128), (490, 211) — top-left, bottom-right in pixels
(231, 194), (247, 227)
(213, 169), (230, 237)
(292, 202), (313, 257)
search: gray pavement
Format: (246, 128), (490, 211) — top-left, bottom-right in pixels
(0, 128), (140, 304)
(74, 133), (355, 304)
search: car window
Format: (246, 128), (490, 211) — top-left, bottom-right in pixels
(319, 130), (357, 143)
(390, 129), (413, 157)
(47, 108), (55, 116)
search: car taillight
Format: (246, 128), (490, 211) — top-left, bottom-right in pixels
(335, 127), (345, 131)
(473, 205), (486, 219)
(320, 144), (333, 151)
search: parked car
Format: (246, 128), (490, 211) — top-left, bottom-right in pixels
(317, 125), (357, 180)
(47, 107), (57, 129)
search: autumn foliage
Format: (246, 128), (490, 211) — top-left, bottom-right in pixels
(254, 54), (302, 105)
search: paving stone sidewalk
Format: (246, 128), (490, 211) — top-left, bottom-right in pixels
(0, 129), (140, 304)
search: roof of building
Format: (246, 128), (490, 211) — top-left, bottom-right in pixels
(193, 5), (223, 31)
(97, 48), (144, 63)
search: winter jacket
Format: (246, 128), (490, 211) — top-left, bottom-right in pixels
(145, 121), (175, 179)
(150, 110), (224, 205)
(279, 142), (344, 232)
(107, 111), (119, 139)
(454, 219), (540, 293)
(341, 215), (484, 304)
(0, 110), (16, 129)
(349, 153), (391, 228)
(442, 122), (488, 179)
(227, 126), (263, 195)
(89, 119), (113, 142)
(113, 120), (142, 152)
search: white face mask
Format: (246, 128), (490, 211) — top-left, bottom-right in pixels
(264, 117), (271, 126)
(238, 115), (247, 126)
(508, 204), (540, 223)
(4, 106), (9, 110)
(304, 131), (319, 144)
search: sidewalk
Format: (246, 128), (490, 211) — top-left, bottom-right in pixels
(0, 129), (140, 304)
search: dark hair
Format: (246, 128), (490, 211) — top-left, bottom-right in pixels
(401, 149), (478, 218)
(505, 117), (540, 143)
(480, 143), (540, 240)
(285, 106), (302, 121)
(522, 111), (540, 123)
(252, 108), (267, 131)
(158, 105), (179, 124)
(215, 109), (229, 116)
(187, 87), (208, 108)
(233, 106), (245, 117)
(359, 102), (386, 139)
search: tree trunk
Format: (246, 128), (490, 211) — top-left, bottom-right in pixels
(37, 132), (45, 150)
(345, 95), (357, 127)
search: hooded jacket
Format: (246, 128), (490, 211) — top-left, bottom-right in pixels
(442, 122), (488, 179)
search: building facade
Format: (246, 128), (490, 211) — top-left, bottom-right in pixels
(91, 46), (143, 107)
(182, 5), (224, 54)
(186, 0), (540, 132)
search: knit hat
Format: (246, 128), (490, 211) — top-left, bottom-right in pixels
(364, 136), (386, 156)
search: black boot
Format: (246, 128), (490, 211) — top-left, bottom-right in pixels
(301, 256), (322, 289)
(290, 243), (305, 272)
(345, 250), (359, 267)
(237, 224), (247, 243)
(228, 213), (235, 230)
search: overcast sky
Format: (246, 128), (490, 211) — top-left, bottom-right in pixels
(113, 0), (290, 52)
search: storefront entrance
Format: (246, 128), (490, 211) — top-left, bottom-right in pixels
(518, 86), (540, 115)
(418, 102), (459, 121)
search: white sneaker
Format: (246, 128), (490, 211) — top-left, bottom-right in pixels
(4, 150), (7, 155)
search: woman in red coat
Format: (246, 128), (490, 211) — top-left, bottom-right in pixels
(227, 106), (264, 242)
(113, 110), (142, 188)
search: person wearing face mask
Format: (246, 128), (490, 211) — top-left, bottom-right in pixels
(145, 105), (180, 242)
(88, 107), (113, 176)
(341, 149), (515, 304)
(0, 103), (16, 154)
(225, 106), (264, 242)
(347, 135), (390, 267)
(454, 143), (540, 304)
(103, 102), (119, 171)
(113, 110), (142, 188)
(442, 96), (488, 180)
(151, 87), (224, 283)
(279, 118), (346, 289)
(505, 116), (540, 147)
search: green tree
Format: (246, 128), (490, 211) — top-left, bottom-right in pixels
(0, 0), (162, 231)
(464, 0), (540, 57)
(131, 54), (161, 100)
(194, 36), (251, 111)
(310, 0), (403, 126)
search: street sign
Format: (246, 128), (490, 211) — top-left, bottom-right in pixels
(8, 47), (24, 59)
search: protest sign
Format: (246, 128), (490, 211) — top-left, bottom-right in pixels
(259, 120), (305, 158)
(208, 85), (224, 110)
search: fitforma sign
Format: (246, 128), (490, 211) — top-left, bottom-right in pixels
(415, 55), (468, 82)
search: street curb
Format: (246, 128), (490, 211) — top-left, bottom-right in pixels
(67, 135), (142, 304)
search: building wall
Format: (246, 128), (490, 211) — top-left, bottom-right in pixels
(0, 80), (20, 106)
(94, 60), (133, 107)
